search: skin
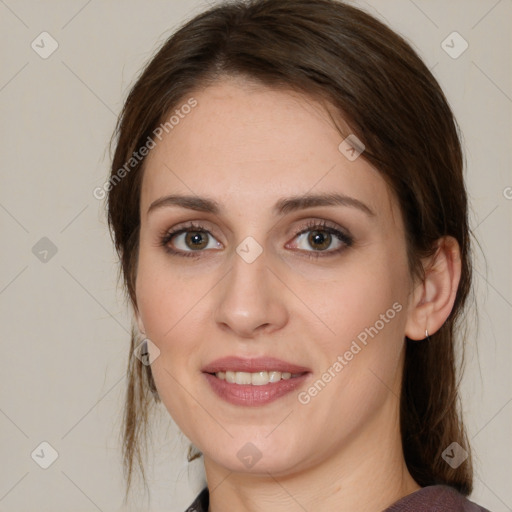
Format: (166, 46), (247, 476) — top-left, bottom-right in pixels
(134, 77), (461, 512)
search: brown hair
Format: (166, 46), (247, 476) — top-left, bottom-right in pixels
(106, 0), (474, 503)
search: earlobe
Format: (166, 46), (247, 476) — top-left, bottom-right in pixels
(405, 236), (462, 341)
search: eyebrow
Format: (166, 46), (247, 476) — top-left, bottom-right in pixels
(147, 192), (375, 217)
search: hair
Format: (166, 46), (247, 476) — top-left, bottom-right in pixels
(106, 0), (475, 503)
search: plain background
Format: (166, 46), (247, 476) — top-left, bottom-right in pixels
(0, 0), (510, 510)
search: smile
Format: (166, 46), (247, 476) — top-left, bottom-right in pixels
(202, 356), (311, 406)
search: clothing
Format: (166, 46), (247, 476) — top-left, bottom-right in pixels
(184, 484), (491, 511)
(385, 485), (491, 511)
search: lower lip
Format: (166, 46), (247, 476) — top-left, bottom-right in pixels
(204, 372), (309, 406)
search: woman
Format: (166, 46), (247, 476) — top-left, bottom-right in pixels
(106, 0), (491, 510)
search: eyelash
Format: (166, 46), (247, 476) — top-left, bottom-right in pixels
(158, 219), (354, 260)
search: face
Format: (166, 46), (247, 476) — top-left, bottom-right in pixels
(135, 77), (416, 476)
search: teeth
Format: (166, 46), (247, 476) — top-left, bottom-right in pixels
(215, 370), (295, 385)
(252, 371), (271, 385)
(236, 371), (252, 385)
(268, 371), (281, 383)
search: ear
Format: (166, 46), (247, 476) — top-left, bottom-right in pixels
(405, 236), (462, 340)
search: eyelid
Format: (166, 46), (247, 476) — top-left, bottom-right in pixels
(291, 218), (350, 238)
(158, 221), (222, 243)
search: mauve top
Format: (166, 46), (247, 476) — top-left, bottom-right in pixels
(184, 485), (492, 511)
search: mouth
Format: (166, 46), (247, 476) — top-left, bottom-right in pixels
(202, 356), (311, 406)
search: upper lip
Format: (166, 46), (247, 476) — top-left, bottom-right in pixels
(202, 356), (311, 374)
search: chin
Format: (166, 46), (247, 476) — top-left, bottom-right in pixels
(200, 432), (309, 476)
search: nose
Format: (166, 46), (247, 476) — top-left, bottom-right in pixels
(213, 246), (289, 338)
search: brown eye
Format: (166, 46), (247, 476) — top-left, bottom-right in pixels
(184, 231), (209, 250)
(287, 221), (353, 258)
(160, 224), (223, 256)
(307, 230), (332, 251)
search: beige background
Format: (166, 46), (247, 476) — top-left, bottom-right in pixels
(0, 0), (511, 510)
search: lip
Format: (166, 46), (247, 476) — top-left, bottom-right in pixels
(202, 356), (311, 406)
(204, 372), (310, 406)
(201, 356), (311, 374)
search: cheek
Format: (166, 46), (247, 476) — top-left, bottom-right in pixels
(134, 247), (211, 410)
(303, 256), (405, 345)
(135, 253), (184, 349)
(135, 241), (199, 335)
(135, 254), (203, 419)
(299, 278), (407, 438)
(302, 253), (410, 406)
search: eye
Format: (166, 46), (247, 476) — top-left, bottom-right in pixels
(159, 222), (222, 257)
(286, 220), (353, 257)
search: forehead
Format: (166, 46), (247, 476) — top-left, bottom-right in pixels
(139, 78), (397, 223)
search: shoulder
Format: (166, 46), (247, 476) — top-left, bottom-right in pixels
(184, 487), (209, 512)
(384, 484), (492, 512)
